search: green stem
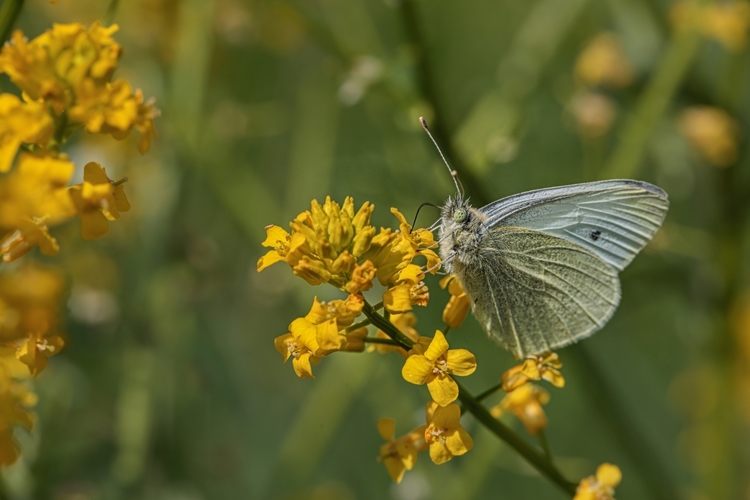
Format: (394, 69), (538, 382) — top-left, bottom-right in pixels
(362, 337), (399, 346)
(0, 0), (23, 44)
(474, 381), (504, 402)
(538, 430), (552, 461)
(601, 25), (701, 179)
(457, 382), (577, 496)
(103, 0), (119, 26)
(344, 319), (371, 334)
(361, 301), (413, 351)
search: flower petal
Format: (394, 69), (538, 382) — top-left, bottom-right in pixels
(426, 375), (459, 407)
(377, 418), (395, 441)
(423, 330), (449, 361)
(445, 427), (473, 457)
(383, 283), (413, 314)
(257, 250), (284, 272)
(401, 355), (433, 385)
(428, 441), (453, 465)
(261, 225), (289, 248)
(445, 349), (476, 376)
(596, 463), (622, 487)
(292, 352), (315, 378)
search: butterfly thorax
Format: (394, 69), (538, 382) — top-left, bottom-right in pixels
(439, 196), (489, 274)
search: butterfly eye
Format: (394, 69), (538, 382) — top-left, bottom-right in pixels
(453, 208), (467, 223)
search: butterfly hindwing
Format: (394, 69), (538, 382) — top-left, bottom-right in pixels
(454, 226), (621, 357)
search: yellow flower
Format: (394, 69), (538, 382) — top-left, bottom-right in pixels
(68, 162), (130, 240)
(679, 106), (739, 167)
(15, 331), (64, 376)
(574, 463), (622, 500)
(490, 383), (550, 435)
(68, 79), (160, 153)
(344, 260), (377, 294)
(377, 418), (427, 483)
(440, 275), (470, 329)
(401, 330), (477, 406)
(703, 2), (750, 51)
(383, 265), (430, 314)
(0, 217), (59, 262)
(0, 94), (54, 173)
(258, 197), (376, 286)
(369, 312), (420, 356)
(0, 22), (121, 110)
(303, 294), (364, 330)
(423, 402), (473, 464)
(574, 33), (634, 88)
(273, 317), (344, 378)
(341, 327), (368, 352)
(0, 264), (63, 342)
(502, 352), (565, 392)
(0, 365), (35, 466)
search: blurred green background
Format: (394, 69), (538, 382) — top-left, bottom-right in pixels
(4, 0), (750, 498)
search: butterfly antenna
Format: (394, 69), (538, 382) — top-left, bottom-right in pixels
(409, 202), (441, 234)
(419, 117), (463, 197)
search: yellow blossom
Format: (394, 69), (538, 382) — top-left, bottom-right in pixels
(672, 1), (750, 51)
(502, 352), (565, 392)
(402, 330), (476, 406)
(0, 217), (59, 262)
(440, 275), (470, 329)
(68, 79), (160, 153)
(679, 106), (739, 167)
(423, 402), (473, 464)
(341, 327), (368, 352)
(491, 383), (550, 435)
(15, 331), (64, 376)
(377, 418), (427, 483)
(68, 162), (130, 240)
(0, 22), (121, 110)
(0, 365), (35, 466)
(304, 295), (364, 330)
(0, 265), (63, 342)
(0, 94), (54, 173)
(273, 317), (344, 378)
(344, 260), (377, 294)
(574, 463), (622, 500)
(574, 33), (634, 88)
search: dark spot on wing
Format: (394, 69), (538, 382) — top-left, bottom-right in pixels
(589, 229), (601, 241)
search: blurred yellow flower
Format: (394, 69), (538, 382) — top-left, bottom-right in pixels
(0, 22), (121, 110)
(0, 366), (35, 466)
(377, 418), (427, 483)
(0, 94), (54, 173)
(68, 162), (130, 240)
(0, 264), (63, 343)
(0, 217), (59, 262)
(491, 383), (550, 435)
(568, 91), (618, 139)
(383, 266), (429, 314)
(402, 330), (476, 406)
(68, 79), (160, 153)
(574, 463), (622, 500)
(679, 106), (740, 167)
(424, 402), (473, 464)
(274, 317), (344, 378)
(672, 0), (750, 51)
(574, 33), (634, 89)
(15, 331), (64, 376)
(440, 275), (470, 329)
(502, 353), (565, 392)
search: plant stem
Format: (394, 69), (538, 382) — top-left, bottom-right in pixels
(457, 382), (577, 496)
(538, 430), (552, 461)
(362, 337), (399, 346)
(601, 25), (701, 179)
(474, 381), (504, 402)
(344, 319), (371, 333)
(361, 301), (413, 351)
(0, 0), (23, 44)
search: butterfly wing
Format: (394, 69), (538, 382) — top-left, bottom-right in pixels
(455, 226), (620, 357)
(479, 180), (668, 271)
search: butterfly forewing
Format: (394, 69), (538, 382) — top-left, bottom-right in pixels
(455, 226), (621, 357)
(480, 180), (669, 271)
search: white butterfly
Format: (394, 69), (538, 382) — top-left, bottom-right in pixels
(421, 120), (669, 357)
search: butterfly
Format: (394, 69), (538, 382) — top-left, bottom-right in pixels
(420, 119), (669, 358)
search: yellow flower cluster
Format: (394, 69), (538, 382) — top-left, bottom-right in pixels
(491, 353), (565, 435)
(0, 264), (64, 463)
(0, 21), (158, 467)
(377, 402), (473, 482)
(672, 0), (750, 52)
(260, 196), (478, 481)
(261, 197), (442, 378)
(0, 22), (158, 261)
(679, 106), (740, 168)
